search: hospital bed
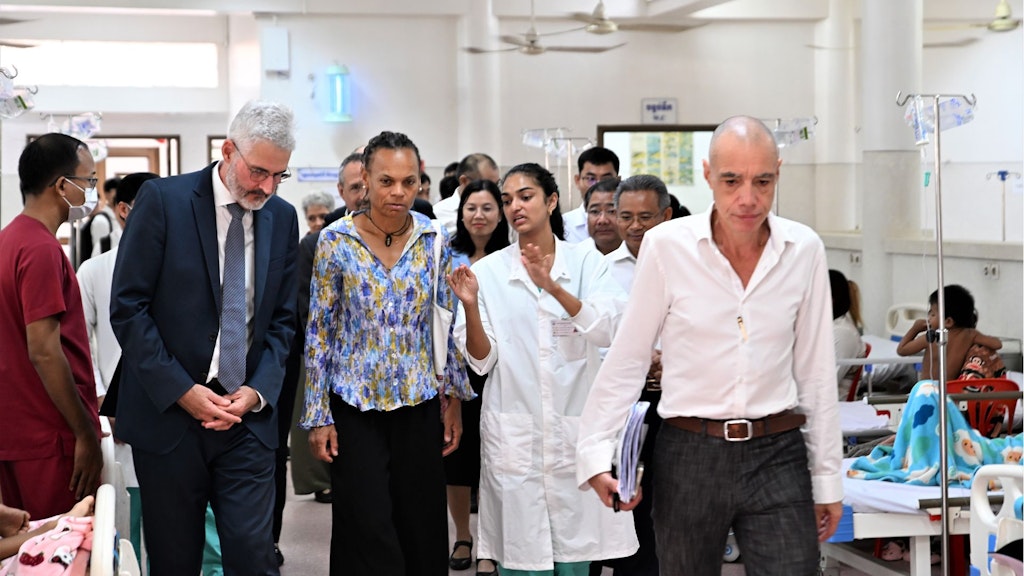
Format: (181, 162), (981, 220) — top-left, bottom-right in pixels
(822, 460), (975, 576)
(969, 464), (1023, 576)
(93, 431), (142, 576)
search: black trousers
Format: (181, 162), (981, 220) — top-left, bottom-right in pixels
(273, 333), (302, 542)
(133, 421), (278, 576)
(329, 394), (448, 576)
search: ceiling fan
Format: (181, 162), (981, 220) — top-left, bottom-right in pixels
(928, 0), (1021, 33)
(570, 0), (702, 35)
(464, 0), (624, 55)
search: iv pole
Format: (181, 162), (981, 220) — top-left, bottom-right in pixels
(986, 170), (1021, 242)
(896, 90), (977, 576)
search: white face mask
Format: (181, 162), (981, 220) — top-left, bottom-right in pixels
(62, 178), (99, 221)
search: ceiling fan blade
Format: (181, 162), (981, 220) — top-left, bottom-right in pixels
(540, 25), (589, 37)
(804, 44), (854, 50)
(547, 43), (625, 53)
(924, 37), (979, 48)
(499, 34), (531, 47)
(926, 22), (987, 31)
(464, 46), (517, 54)
(616, 22), (706, 33)
(0, 17), (31, 26)
(0, 40), (36, 48)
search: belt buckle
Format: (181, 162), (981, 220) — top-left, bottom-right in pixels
(723, 419), (753, 442)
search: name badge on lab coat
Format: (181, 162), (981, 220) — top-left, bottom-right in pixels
(552, 319), (578, 338)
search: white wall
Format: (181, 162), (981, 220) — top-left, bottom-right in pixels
(0, 5), (1019, 322)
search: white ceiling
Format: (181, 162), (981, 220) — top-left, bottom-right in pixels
(0, 0), (1017, 23)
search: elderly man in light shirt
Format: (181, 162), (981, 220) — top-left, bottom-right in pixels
(578, 116), (843, 576)
(599, 174), (673, 576)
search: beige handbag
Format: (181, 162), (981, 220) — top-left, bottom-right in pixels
(431, 220), (452, 378)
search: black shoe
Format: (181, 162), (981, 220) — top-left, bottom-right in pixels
(274, 544), (284, 566)
(476, 558), (498, 576)
(449, 539), (473, 570)
(313, 489), (333, 504)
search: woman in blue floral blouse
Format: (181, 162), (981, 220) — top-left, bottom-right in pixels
(301, 131), (473, 576)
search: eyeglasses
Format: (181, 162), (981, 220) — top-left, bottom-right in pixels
(235, 146), (291, 183)
(618, 213), (659, 225)
(587, 208), (617, 218)
(59, 175), (99, 188)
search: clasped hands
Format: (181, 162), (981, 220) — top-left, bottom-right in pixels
(177, 383), (258, 431)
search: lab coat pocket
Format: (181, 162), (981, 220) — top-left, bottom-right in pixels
(555, 333), (587, 362)
(553, 414), (581, 473)
(481, 411), (534, 482)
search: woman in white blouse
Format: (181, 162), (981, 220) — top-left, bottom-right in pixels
(830, 269), (867, 399)
(448, 163), (636, 576)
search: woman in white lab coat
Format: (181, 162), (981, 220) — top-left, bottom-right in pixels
(449, 163), (636, 576)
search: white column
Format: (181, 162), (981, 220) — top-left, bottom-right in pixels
(455, 1), (502, 161)
(860, 0), (923, 336)
(813, 0), (857, 231)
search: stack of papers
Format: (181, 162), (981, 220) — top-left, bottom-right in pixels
(614, 401), (650, 503)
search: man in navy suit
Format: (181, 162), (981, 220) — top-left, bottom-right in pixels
(111, 101), (299, 575)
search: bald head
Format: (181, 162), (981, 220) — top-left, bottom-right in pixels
(708, 116), (778, 167)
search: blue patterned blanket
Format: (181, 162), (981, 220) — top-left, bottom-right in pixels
(848, 380), (1022, 487)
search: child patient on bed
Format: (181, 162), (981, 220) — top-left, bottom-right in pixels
(0, 497), (94, 575)
(896, 284), (1002, 382)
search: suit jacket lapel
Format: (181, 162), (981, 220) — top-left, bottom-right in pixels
(192, 165), (222, 312)
(253, 207), (273, 315)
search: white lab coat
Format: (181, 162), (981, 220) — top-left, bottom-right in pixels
(454, 239), (637, 571)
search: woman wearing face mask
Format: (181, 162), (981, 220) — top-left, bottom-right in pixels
(448, 164), (635, 576)
(445, 180), (509, 576)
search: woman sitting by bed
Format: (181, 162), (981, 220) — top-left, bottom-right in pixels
(830, 270), (867, 400)
(0, 496), (94, 575)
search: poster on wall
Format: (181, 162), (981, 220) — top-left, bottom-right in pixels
(629, 131), (693, 186)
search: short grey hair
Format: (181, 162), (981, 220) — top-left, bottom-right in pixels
(301, 191), (335, 214)
(615, 174), (671, 210)
(228, 100), (296, 152)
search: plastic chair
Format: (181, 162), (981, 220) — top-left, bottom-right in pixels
(845, 342), (872, 402)
(946, 378), (1019, 438)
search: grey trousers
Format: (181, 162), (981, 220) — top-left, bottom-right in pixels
(651, 425), (819, 576)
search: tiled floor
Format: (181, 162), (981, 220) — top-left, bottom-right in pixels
(276, 465), (920, 576)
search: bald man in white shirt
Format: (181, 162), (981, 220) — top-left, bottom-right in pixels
(577, 116), (843, 576)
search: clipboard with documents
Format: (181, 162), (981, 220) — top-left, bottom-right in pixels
(613, 401), (650, 505)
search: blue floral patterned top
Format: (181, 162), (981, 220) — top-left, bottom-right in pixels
(301, 212), (472, 428)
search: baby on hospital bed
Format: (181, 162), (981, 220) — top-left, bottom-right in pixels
(0, 496), (94, 575)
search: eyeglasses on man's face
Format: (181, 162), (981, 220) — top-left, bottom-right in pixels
(235, 147), (291, 183)
(57, 175), (99, 188)
(618, 213), (659, 225)
(587, 208), (617, 219)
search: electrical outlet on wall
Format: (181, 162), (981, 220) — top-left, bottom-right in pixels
(849, 252), (862, 266)
(983, 263), (1001, 280)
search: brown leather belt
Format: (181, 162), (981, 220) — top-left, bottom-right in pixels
(664, 410), (806, 442)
